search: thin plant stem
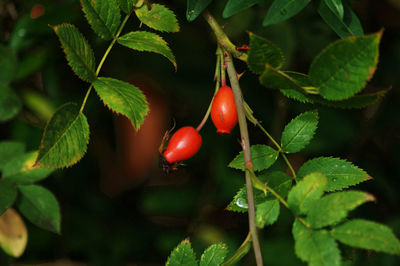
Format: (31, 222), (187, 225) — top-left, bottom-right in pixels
(79, 11), (132, 114)
(225, 51), (263, 266)
(247, 168), (309, 228)
(254, 121), (297, 181)
(222, 232), (252, 266)
(203, 11), (248, 62)
(220, 48), (226, 87)
(196, 47), (222, 132)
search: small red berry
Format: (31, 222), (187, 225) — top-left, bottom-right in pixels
(211, 85), (238, 134)
(163, 126), (202, 164)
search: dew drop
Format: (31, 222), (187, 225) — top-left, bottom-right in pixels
(333, 178), (337, 182)
(236, 198), (248, 209)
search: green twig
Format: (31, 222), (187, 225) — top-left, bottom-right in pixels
(79, 11), (132, 114)
(222, 232), (252, 266)
(225, 51), (263, 266)
(203, 11), (248, 62)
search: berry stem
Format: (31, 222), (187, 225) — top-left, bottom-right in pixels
(79, 10), (132, 114)
(196, 47), (222, 132)
(220, 49), (227, 87)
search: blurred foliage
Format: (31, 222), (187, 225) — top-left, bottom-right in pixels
(0, 0), (400, 265)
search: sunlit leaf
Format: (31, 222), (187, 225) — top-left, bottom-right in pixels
(200, 243), (228, 266)
(229, 144), (279, 171)
(256, 200), (280, 228)
(0, 208), (28, 258)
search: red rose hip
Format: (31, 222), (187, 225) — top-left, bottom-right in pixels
(211, 85), (238, 134)
(163, 126), (202, 164)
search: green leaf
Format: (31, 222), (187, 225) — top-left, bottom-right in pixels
(186, 0), (213, 22)
(0, 83), (22, 122)
(248, 32), (284, 74)
(331, 219), (400, 255)
(0, 181), (17, 216)
(93, 77), (148, 129)
(297, 157), (370, 192)
(200, 243), (228, 266)
(36, 103), (90, 168)
(53, 23), (96, 83)
(116, 0), (135, 13)
(2, 151), (54, 184)
(256, 200), (280, 228)
(17, 184), (61, 234)
(135, 4), (179, 32)
(263, 0), (310, 26)
(310, 32), (381, 100)
(222, 0), (260, 18)
(81, 0), (121, 40)
(0, 45), (18, 84)
(287, 172), (327, 215)
(0, 141), (25, 169)
(292, 220), (341, 266)
(314, 0), (363, 38)
(228, 144), (279, 171)
(323, 0), (344, 19)
(281, 111), (319, 154)
(166, 239), (198, 266)
(307, 191), (375, 229)
(15, 50), (47, 81)
(118, 31), (176, 69)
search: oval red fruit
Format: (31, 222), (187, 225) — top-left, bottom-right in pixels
(163, 126), (202, 164)
(211, 85), (238, 134)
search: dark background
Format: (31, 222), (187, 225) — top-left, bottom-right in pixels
(1, 0), (400, 265)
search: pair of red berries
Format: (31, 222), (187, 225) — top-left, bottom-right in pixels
(161, 86), (238, 172)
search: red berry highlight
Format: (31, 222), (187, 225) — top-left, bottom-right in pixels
(163, 126), (202, 164)
(211, 85), (238, 134)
